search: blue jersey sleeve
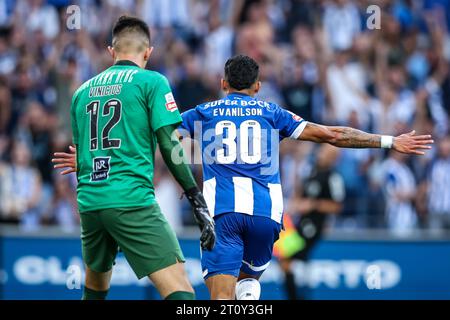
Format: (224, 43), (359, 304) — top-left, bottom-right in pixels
(179, 108), (200, 138)
(273, 105), (307, 139)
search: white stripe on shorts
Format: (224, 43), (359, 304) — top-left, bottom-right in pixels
(242, 260), (271, 272)
(268, 183), (283, 223)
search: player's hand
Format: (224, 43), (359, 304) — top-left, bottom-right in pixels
(185, 188), (216, 251)
(194, 206), (216, 251)
(52, 145), (77, 175)
(393, 131), (434, 155)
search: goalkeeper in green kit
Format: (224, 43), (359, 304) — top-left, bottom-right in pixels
(54, 16), (215, 300)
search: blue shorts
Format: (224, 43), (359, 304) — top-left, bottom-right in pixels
(201, 212), (282, 279)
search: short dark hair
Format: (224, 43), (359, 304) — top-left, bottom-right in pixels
(224, 55), (259, 90)
(112, 16), (150, 51)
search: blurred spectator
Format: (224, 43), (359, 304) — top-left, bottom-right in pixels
(203, 3), (234, 78)
(381, 151), (418, 234)
(140, 0), (190, 29)
(14, 0), (60, 40)
(0, 141), (42, 228)
(427, 135), (450, 230)
(326, 48), (370, 126)
(174, 54), (212, 112)
(0, 78), (11, 134)
(282, 26), (320, 121)
(335, 149), (371, 228)
(323, 0), (361, 52)
(16, 101), (55, 185)
(47, 56), (81, 134)
(46, 172), (78, 232)
(0, 28), (17, 76)
(0, 0), (14, 26)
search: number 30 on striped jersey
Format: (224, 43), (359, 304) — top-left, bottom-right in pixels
(215, 120), (262, 164)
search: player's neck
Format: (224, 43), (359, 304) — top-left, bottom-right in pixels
(227, 89), (255, 97)
(113, 56), (145, 68)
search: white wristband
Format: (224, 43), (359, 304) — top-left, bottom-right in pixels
(381, 135), (394, 149)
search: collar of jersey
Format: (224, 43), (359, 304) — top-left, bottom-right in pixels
(114, 60), (139, 67)
(227, 92), (252, 99)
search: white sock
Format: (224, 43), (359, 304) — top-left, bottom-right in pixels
(235, 278), (261, 300)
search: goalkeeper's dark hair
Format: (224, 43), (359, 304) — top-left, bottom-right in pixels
(112, 16), (150, 51)
(224, 55), (259, 90)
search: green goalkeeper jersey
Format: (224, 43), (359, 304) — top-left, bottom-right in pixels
(70, 60), (182, 213)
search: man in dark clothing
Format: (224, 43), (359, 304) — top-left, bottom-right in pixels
(279, 144), (345, 300)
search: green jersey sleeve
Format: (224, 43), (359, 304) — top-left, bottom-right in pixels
(148, 74), (182, 132)
(70, 92), (79, 145)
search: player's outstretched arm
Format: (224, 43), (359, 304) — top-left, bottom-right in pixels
(299, 122), (434, 155)
(156, 124), (216, 251)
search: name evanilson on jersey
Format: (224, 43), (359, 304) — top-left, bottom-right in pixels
(213, 107), (263, 117)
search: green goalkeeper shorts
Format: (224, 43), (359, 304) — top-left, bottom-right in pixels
(79, 204), (185, 279)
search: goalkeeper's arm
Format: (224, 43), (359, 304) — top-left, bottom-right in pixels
(156, 124), (215, 251)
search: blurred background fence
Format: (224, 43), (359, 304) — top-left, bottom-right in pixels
(1, 226), (450, 300)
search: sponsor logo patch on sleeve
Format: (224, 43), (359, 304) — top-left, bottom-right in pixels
(91, 157), (111, 182)
(165, 92), (178, 112)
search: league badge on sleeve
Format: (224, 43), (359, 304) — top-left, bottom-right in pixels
(292, 113), (303, 122)
(287, 110), (303, 122)
(165, 92), (178, 112)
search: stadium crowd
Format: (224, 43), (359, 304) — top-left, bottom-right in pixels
(0, 0), (449, 234)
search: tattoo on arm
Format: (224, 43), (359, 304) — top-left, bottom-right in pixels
(329, 126), (381, 148)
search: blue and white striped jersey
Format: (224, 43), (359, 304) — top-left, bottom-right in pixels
(179, 92), (307, 224)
